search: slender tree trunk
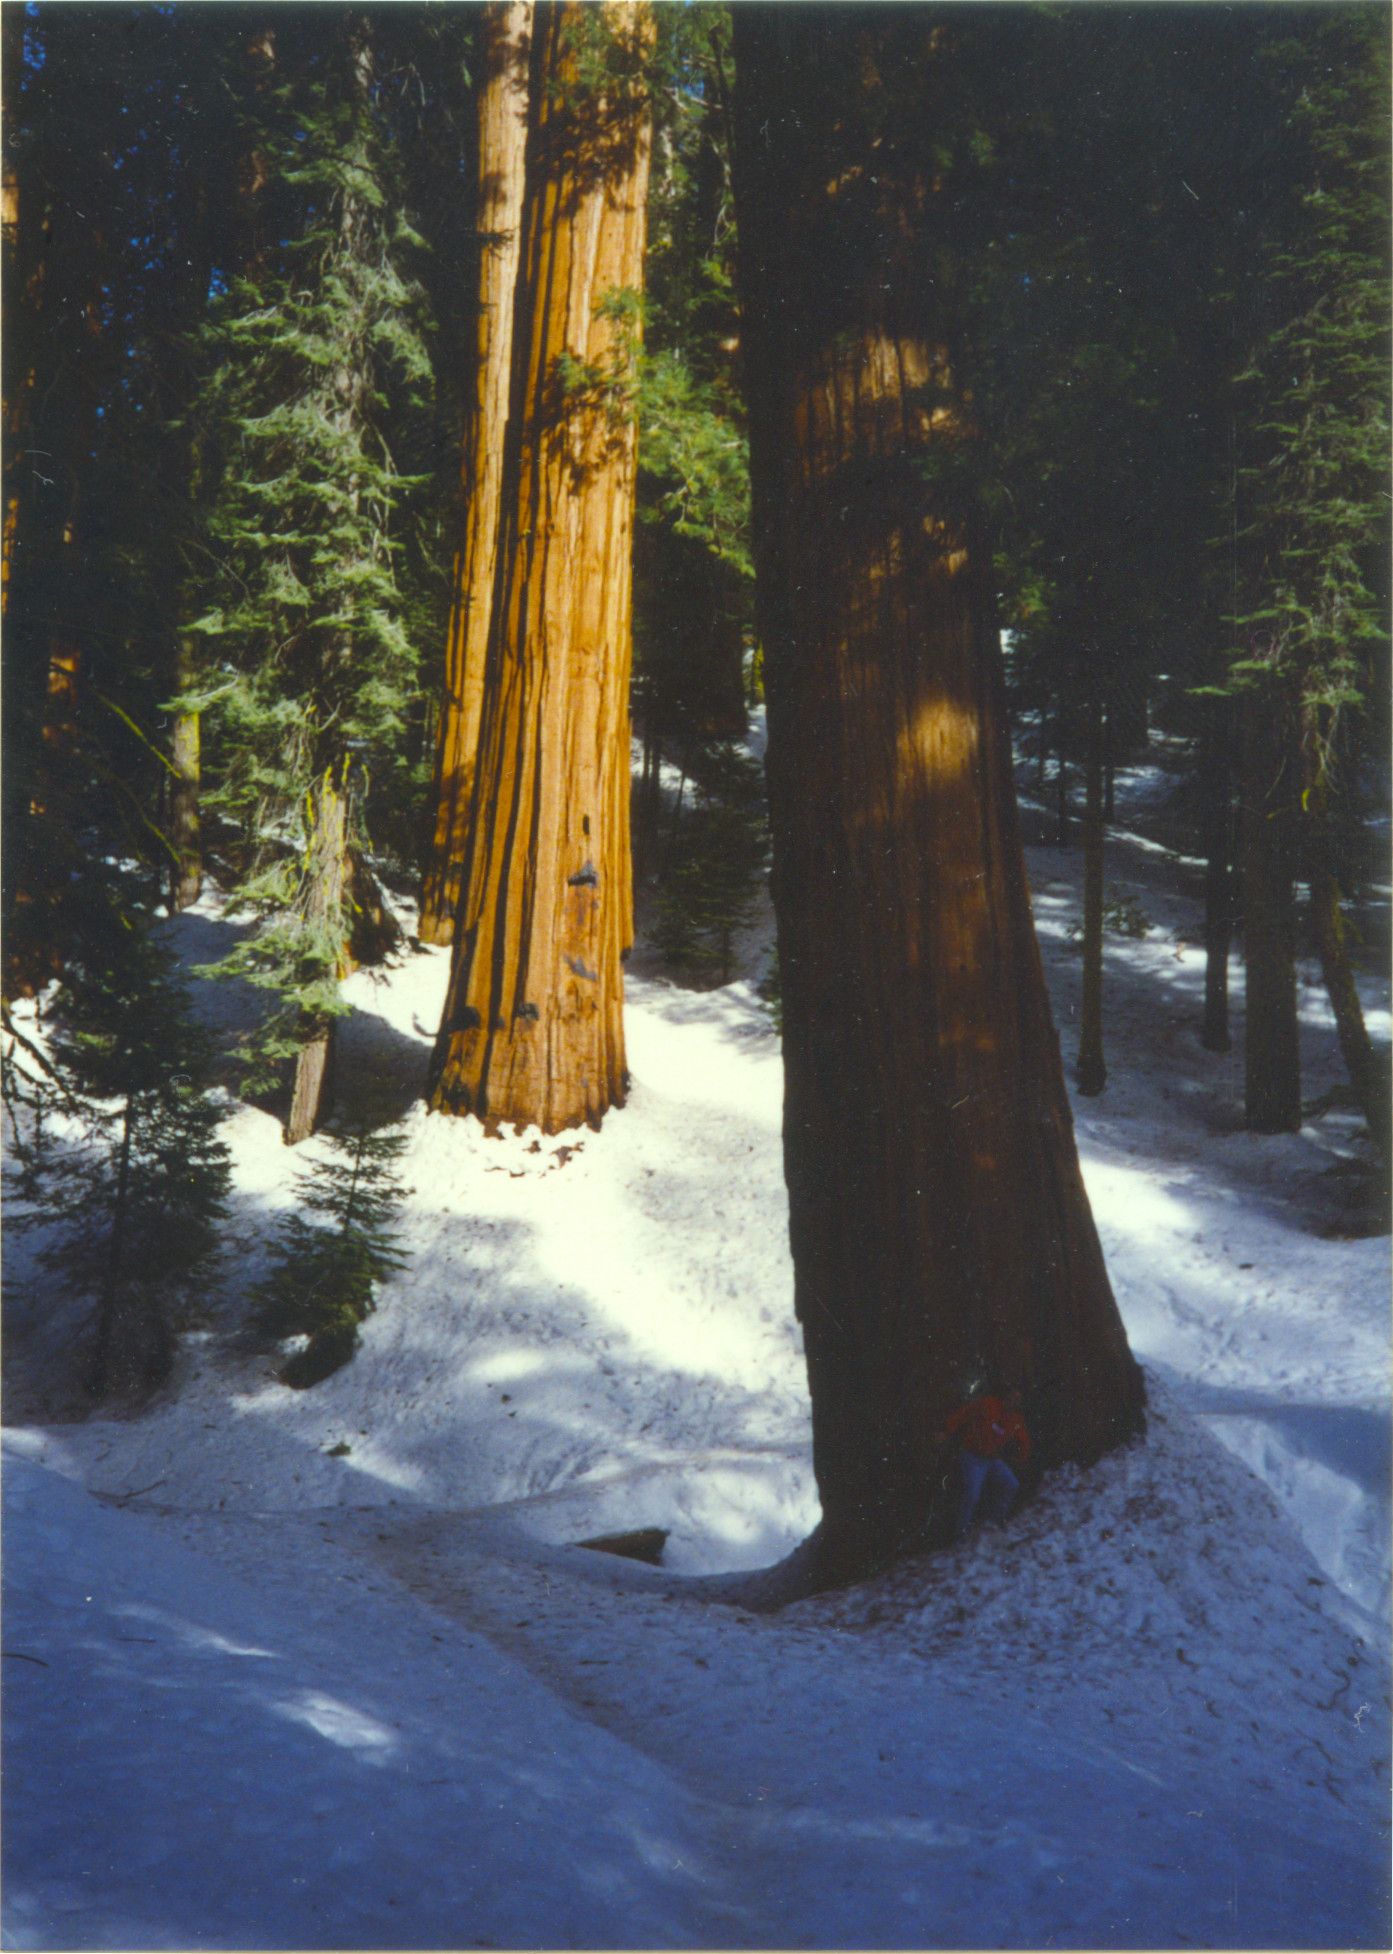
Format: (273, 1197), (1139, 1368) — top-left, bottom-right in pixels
(1055, 725), (1071, 844)
(1200, 699), (1234, 1053)
(88, 1095), (170, 1399)
(1102, 705), (1116, 823)
(733, 10), (1143, 1586)
(2, 148), (24, 622)
(1238, 683), (1300, 1132)
(89, 1095), (134, 1397)
(1077, 690), (1107, 1096)
(635, 733), (661, 882)
(430, 0), (653, 1135)
(286, 767), (353, 1146)
(1302, 725), (1389, 1163)
(169, 639), (203, 912)
(419, 2), (532, 946)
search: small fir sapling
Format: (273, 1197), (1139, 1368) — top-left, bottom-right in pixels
(653, 742), (769, 985)
(254, 1121), (410, 1388)
(3, 911), (232, 1399)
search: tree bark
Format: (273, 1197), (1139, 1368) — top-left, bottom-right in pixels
(169, 640), (203, 912)
(1302, 725), (1389, 1163)
(1102, 705), (1116, 823)
(1076, 690), (1107, 1096)
(429, 0), (652, 1135)
(1055, 742), (1072, 844)
(733, 10), (1143, 1584)
(1238, 683), (1300, 1133)
(1199, 699), (1234, 1054)
(285, 766), (353, 1146)
(419, 1), (533, 945)
(88, 1095), (172, 1400)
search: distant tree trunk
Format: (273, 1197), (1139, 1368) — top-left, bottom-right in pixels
(169, 638), (203, 912)
(1238, 682), (1300, 1132)
(733, 9), (1143, 1587)
(1, 120), (25, 622)
(430, 1), (653, 1135)
(1055, 727), (1071, 844)
(88, 1095), (172, 1400)
(285, 767), (353, 1146)
(1302, 721), (1389, 1163)
(635, 733), (662, 882)
(1199, 700), (1234, 1053)
(1, 120), (84, 996)
(1076, 690), (1107, 1096)
(1102, 704), (1116, 822)
(419, 1), (532, 946)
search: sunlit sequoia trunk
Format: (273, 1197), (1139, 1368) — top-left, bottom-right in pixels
(733, 10), (1144, 1582)
(430, 1), (652, 1135)
(419, 2), (532, 945)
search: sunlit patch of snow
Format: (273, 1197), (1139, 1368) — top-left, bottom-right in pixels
(4, 724), (1389, 1950)
(271, 1690), (400, 1763)
(112, 1603), (280, 1661)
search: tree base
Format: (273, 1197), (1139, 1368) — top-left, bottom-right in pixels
(86, 1288), (173, 1403)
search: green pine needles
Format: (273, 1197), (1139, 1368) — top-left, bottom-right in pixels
(186, 18), (436, 1080)
(4, 905), (232, 1398)
(654, 743), (768, 985)
(1225, 14), (1391, 767)
(255, 1120), (410, 1388)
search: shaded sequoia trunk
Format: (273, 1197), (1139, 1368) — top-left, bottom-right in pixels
(1238, 683), (1300, 1133)
(733, 10), (1143, 1584)
(1076, 690), (1107, 1096)
(429, 0), (652, 1135)
(1302, 724), (1389, 1164)
(1199, 699), (1234, 1054)
(418, 1), (532, 945)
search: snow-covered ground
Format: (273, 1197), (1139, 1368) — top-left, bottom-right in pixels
(3, 734), (1389, 1949)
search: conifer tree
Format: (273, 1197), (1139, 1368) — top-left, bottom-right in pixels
(4, 894), (231, 1399)
(1225, 12), (1390, 1149)
(187, 13), (434, 1142)
(255, 1121), (409, 1387)
(652, 742), (767, 985)
(631, 6), (752, 862)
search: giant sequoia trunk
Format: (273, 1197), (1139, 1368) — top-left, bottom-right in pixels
(429, 0), (652, 1135)
(418, 1), (532, 946)
(733, 11), (1143, 1583)
(1238, 683), (1301, 1133)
